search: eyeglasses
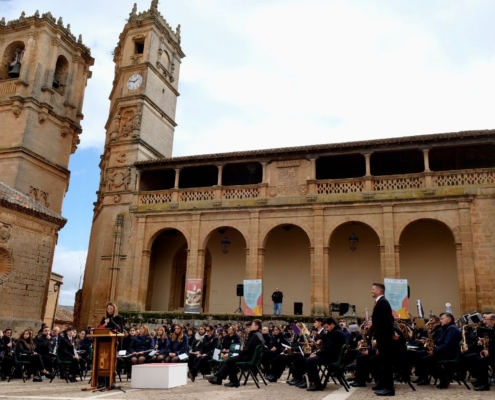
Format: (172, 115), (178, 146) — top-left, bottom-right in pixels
(206, 329), (211, 332)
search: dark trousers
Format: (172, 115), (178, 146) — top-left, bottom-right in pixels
(467, 353), (495, 386)
(305, 354), (330, 385)
(19, 354), (45, 374)
(261, 350), (278, 373)
(417, 354), (443, 382)
(1, 354), (14, 375)
(217, 355), (246, 383)
(190, 355), (211, 377)
(376, 340), (394, 389)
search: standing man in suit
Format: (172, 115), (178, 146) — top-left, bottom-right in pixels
(370, 283), (395, 396)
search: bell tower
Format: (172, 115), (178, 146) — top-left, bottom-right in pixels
(0, 11), (94, 214)
(77, 1), (184, 327)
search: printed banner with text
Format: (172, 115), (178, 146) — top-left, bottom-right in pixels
(384, 278), (409, 319)
(243, 279), (263, 316)
(184, 278), (202, 314)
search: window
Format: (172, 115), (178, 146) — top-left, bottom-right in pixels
(135, 41), (144, 55)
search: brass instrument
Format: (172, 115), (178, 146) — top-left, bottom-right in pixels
(480, 333), (489, 357)
(461, 325), (469, 353)
(357, 322), (369, 349)
(424, 327), (435, 352)
(398, 322), (414, 343)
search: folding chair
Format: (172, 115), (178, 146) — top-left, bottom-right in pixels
(7, 351), (31, 383)
(236, 345), (267, 389)
(436, 342), (470, 390)
(318, 344), (350, 392)
(209, 343), (241, 374)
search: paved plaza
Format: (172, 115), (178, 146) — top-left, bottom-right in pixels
(0, 372), (493, 400)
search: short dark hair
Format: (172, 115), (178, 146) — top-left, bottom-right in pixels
(373, 283), (385, 293)
(440, 312), (454, 322)
(323, 318), (338, 326)
(252, 319), (262, 329)
(314, 317), (324, 324)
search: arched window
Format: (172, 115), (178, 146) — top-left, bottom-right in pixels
(53, 55), (69, 93)
(1, 41), (25, 80)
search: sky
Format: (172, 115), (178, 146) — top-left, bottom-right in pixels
(1, 0), (495, 305)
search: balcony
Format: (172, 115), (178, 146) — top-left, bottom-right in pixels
(135, 168), (495, 211)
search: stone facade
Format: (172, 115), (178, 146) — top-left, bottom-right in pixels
(77, 3), (495, 328)
(0, 11), (92, 332)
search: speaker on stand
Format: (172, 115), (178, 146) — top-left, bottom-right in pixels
(234, 284), (244, 314)
(294, 302), (303, 316)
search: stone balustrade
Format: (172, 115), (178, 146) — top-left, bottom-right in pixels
(0, 79), (17, 96)
(136, 168), (495, 207)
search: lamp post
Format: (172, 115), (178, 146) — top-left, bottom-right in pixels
(221, 237), (231, 254)
(349, 233), (359, 251)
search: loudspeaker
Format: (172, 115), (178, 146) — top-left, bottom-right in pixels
(294, 302), (303, 315)
(339, 303), (349, 316)
(236, 284), (244, 297)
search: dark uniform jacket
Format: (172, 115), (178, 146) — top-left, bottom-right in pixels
(238, 330), (264, 362)
(129, 335), (154, 354)
(58, 336), (77, 362)
(371, 296), (394, 347)
(200, 334), (220, 356)
(433, 323), (461, 360)
(99, 314), (125, 333)
(271, 332), (289, 352)
(316, 325), (346, 362)
(222, 333), (240, 350)
(34, 334), (53, 356)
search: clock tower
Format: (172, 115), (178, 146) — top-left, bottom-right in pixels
(77, 1), (185, 326)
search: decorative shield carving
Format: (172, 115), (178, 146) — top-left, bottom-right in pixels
(0, 247), (13, 285)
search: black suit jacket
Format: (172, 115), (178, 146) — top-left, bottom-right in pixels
(371, 296), (394, 344)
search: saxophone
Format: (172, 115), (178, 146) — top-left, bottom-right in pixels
(461, 325), (469, 352)
(357, 322), (369, 349)
(480, 333), (489, 357)
(424, 327), (435, 352)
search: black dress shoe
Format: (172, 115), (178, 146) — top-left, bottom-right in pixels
(474, 385), (490, 391)
(416, 378), (430, 386)
(266, 375), (277, 382)
(188, 372), (195, 382)
(307, 384), (324, 391)
(351, 381), (367, 387)
(297, 381), (308, 389)
(374, 388), (395, 396)
(208, 376), (222, 385)
(436, 379), (449, 389)
(224, 381), (240, 388)
(372, 383), (385, 390)
(287, 379), (302, 385)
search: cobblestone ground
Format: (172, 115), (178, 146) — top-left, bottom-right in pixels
(0, 372), (493, 400)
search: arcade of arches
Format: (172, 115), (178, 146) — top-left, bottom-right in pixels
(142, 216), (463, 318)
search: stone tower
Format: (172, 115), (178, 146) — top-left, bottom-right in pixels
(76, 1), (184, 327)
(0, 11), (94, 214)
(0, 10), (93, 331)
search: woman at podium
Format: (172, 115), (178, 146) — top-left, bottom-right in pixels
(99, 301), (124, 333)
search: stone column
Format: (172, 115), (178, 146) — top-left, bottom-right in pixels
(312, 206), (327, 315)
(323, 246), (330, 310)
(394, 245), (401, 278)
(44, 38), (60, 87)
(381, 206), (396, 278)
(217, 165), (224, 186)
(364, 153), (373, 191)
(129, 216), (147, 308)
(247, 211), (261, 279)
(261, 162), (268, 183)
(186, 212), (202, 279)
(174, 168), (181, 189)
(135, 170), (142, 191)
(20, 32), (37, 83)
(422, 149), (432, 188)
(457, 201), (478, 312)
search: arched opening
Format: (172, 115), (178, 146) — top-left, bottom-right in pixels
(264, 224), (311, 315)
(399, 219), (460, 317)
(1, 41), (25, 80)
(146, 229), (188, 311)
(53, 55), (69, 93)
(204, 227), (246, 314)
(329, 222), (381, 317)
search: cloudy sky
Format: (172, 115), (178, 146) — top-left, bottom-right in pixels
(1, 0), (495, 305)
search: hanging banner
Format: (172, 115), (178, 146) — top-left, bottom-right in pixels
(384, 278), (409, 319)
(243, 279), (263, 316)
(184, 278), (202, 314)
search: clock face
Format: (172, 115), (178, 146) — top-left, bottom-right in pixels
(127, 74), (143, 90)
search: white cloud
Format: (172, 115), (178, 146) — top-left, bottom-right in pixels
(51, 246), (87, 306)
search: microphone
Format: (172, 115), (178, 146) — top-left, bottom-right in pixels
(108, 317), (121, 333)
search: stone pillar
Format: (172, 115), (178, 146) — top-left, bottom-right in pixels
(309, 158), (317, 180)
(217, 165), (223, 186)
(20, 32), (37, 82)
(196, 248), (206, 288)
(247, 211), (261, 279)
(312, 206), (327, 315)
(394, 245), (401, 278)
(364, 153), (373, 191)
(135, 170), (142, 191)
(44, 38), (60, 87)
(174, 168), (180, 189)
(381, 206), (396, 278)
(261, 162), (268, 183)
(422, 149), (432, 188)
(186, 212), (202, 279)
(323, 246), (330, 311)
(256, 248), (265, 280)
(129, 216), (147, 308)
(457, 201), (478, 312)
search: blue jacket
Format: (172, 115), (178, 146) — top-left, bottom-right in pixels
(78, 337), (93, 352)
(168, 335), (188, 355)
(433, 323), (461, 360)
(129, 335), (154, 353)
(155, 337), (169, 355)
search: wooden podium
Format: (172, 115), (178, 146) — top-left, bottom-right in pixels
(82, 328), (124, 392)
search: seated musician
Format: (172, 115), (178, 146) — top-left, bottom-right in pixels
(129, 325), (154, 367)
(58, 327), (85, 382)
(412, 315), (441, 382)
(122, 327), (136, 353)
(465, 313), (495, 391)
(220, 326), (240, 360)
(16, 329), (53, 382)
(208, 319), (265, 388)
(150, 326), (169, 363)
(188, 325), (220, 381)
(261, 326), (272, 350)
(287, 317), (325, 386)
(416, 312), (461, 388)
(34, 325), (54, 374)
(297, 317), (346, 391)
(266, 322), (314, 382)
(164, 324), (189, 363)
(1, 328), (15, 380)
(261, 325), (289, 378)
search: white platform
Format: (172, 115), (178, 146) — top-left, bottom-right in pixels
(131, 363), (188, 389)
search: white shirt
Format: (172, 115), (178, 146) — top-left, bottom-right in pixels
(375, 295), (384, 303)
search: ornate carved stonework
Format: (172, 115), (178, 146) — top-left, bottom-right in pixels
(12, 105), (22, 118)
(298, 185), (308, 196)
(268, 186), (277, 197)
(0, 223), (11, 244)
(38, 112), (48, 124)
(277, 167), (299, 196)
(114, 194), (122, 203)
(119, 109), (135, 138)
(29, 187), (50, 207)
(61, 127), (70, 137)
(106, 168), (131, 191)
(116, 152), (127, 164)
(0, 247), (13, 285)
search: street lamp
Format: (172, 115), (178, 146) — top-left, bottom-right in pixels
(349, 233), (359, 251)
